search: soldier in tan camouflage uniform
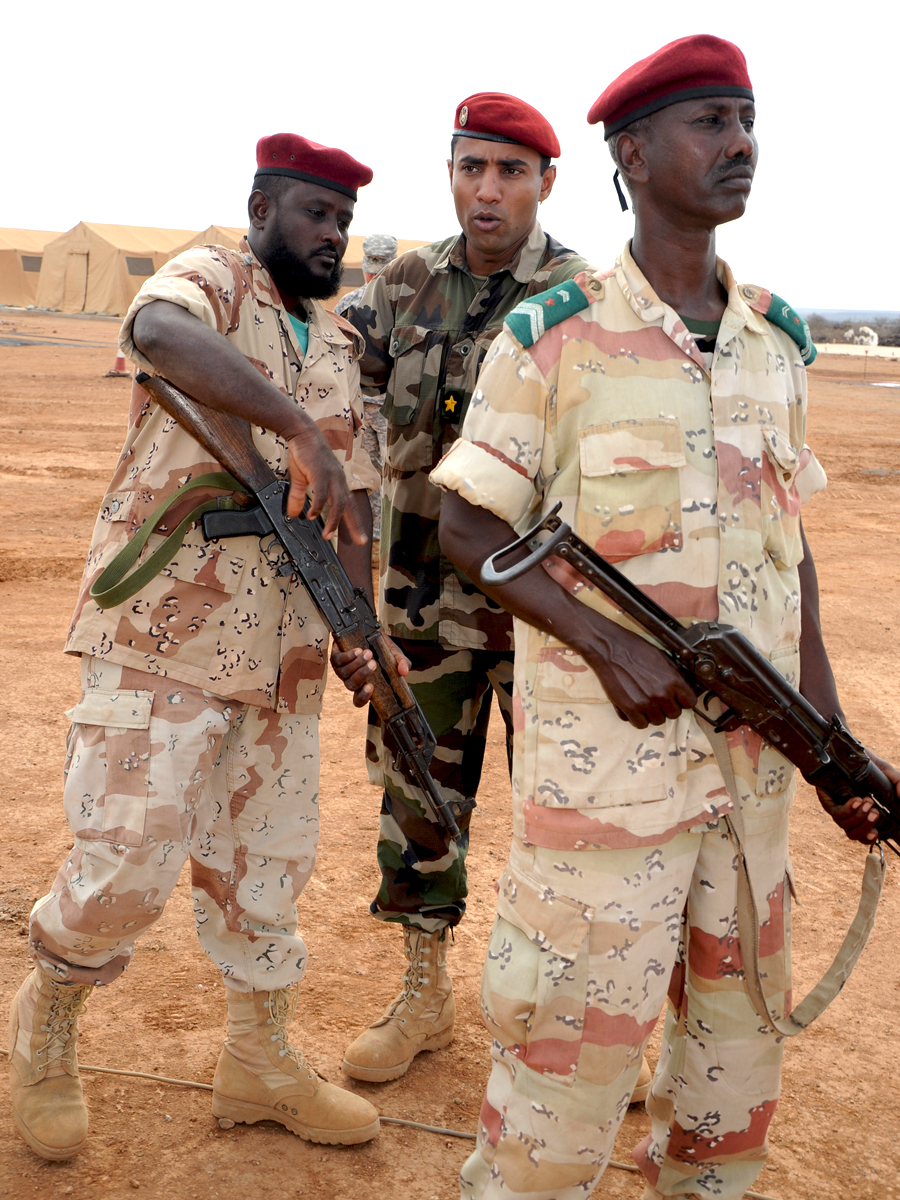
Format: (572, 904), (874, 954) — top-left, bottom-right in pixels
(432, 36), (900, 1200)
(8, 133), (385, 1161)
(333, 92), (600, 1087)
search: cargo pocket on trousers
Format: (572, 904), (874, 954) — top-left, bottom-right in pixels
(496, 864), (591, 1088)
(63, 688), (154, 849)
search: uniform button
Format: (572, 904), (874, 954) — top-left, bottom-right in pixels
(390, 339), (400, 354)
(562, 674), (574, 688)
(459, 342), (472, 356)
(742, 286), (755, 299)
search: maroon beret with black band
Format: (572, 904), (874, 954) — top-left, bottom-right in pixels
(454, 92), (561, 160)
(254, 133), (373, 201)
(588, 35), (753, 137)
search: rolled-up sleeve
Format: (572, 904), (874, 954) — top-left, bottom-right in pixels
(430, 330), (553, 529)
(795, 445), (828, 504)
(119, 249), (239, 370)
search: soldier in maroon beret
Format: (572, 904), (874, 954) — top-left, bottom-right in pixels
(433, 31), (900, 1200)
(326, 93), (650, 1099)
(8, 134), (386, 1159)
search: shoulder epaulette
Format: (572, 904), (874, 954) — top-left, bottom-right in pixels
(743, 286), (816, 365)
(505, 279), (592, 348)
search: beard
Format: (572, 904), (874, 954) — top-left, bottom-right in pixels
(264, 224), (344, 301)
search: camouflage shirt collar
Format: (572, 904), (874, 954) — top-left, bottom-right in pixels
(438, 221), (548, 284)
(238, 235), (350, 352)
(615, 241), (767, 371)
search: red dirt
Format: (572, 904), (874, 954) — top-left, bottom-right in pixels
(0, 312), (898, 1200)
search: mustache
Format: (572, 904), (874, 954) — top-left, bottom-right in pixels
(717, 157), (755, 180)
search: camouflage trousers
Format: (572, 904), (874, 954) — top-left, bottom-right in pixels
(461, 812), (793, 1200)
(367, 640), (514, 932)
(29, 656), (320, 992)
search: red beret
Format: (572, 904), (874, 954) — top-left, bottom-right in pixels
(588, 35), (753, 137)
(453, 92), (560, 160)
(254, 133), (373, 202)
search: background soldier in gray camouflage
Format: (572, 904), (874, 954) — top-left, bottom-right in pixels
(335, 233), (399, 543)
(332, 92), (650, 1092)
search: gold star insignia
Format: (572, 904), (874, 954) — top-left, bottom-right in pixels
(444, 396), (458, 413)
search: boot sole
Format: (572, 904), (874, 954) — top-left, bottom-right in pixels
(211, 1094), (380, 1146)
(341, 1026), (455, 1083)
(12, 1110), (86, 1161)
(629, 1081), (651, 1105)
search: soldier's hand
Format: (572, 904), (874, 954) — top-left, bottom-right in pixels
(330, 637), (411, 708)
(285, 423), (365, 542)
(585, 625), (697, 728)
(817, 748), (900, 845)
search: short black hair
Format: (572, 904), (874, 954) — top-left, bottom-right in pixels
(450, 134), (551, 176)
(250, 173), (297, 204)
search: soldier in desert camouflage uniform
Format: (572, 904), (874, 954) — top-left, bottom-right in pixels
(333, 92), (593, 1086)
(433, 36), (900, 1200)
(7, 134), (384, 1162)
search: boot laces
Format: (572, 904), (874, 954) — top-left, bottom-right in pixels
(385, 937), (432, 1020)
(39, 984), (90, 1070)
(265, 989), (317, 1080)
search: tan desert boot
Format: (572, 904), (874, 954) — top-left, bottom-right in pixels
(342, 927), (454, 1083)
(212, 987), (379, 1145)
(631, 1054), (652, 1104)
(8, 967), (92, 1160)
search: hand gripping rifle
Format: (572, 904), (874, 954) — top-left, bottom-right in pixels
(481, 502), (900, 856)
(134, 371), (474, 841)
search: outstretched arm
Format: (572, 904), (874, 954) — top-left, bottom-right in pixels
(798, 520), (900, 843)
(132, 299), (362, 540)
(438, 492), (696, 729)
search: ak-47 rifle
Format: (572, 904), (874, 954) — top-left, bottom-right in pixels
(134, 371), (474, 841)
(481, 503), (900, 856)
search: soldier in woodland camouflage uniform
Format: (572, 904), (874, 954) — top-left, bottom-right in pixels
(332, 92), (601, 1087)
(8, 134), (383, 1162)
(335, 233), (399, 541)
(433, 36), (900, 1200)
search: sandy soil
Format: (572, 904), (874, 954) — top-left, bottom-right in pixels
(0, 311), (898, 1200)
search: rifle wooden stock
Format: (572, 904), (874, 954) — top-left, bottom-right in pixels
(137, 371), (275, 495)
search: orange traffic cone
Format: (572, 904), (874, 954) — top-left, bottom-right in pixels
(104, 352), (129, 378)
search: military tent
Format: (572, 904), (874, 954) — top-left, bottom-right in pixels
(0, 229), (61, 307)
(35, 222), (200, 316)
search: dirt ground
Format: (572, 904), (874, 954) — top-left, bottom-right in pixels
(0, 310), (898, 1200)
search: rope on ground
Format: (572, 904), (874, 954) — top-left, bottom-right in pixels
(0, 1049), (780, 1197)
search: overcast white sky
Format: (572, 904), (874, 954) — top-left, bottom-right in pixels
(5, 1), (897, 311)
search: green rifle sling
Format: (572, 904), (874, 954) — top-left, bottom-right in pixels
(88, 471), (247, 609)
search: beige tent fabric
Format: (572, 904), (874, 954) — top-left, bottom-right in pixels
(35, 222), (200, 316)
(0, 229), (61, 307)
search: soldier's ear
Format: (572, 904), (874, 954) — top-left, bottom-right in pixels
(539, 164), (557, 203)
(617, 134), (649, 188)
(248, 189), (269, 229)
(447, 158), (454, 188)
